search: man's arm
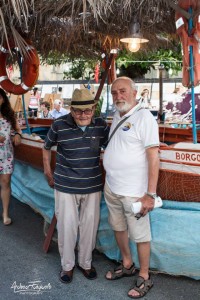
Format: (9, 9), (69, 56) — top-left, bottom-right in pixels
(146, 146), (159, 194)
(43, 148), (54, 188)
(140, 146), (160, 216)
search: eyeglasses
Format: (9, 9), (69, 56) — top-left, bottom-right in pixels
(72, 108), (93, 116)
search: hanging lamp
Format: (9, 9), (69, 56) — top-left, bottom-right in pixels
(120, 17), (149, 52)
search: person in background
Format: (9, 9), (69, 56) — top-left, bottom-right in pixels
(40, 101), (51, 119)
(171, 86), (184, 104)
(49, 99), (68, 119)
(138, 88), (152, 108)
(43, 88), (109, 284)
(103, 77), (159, 299)
(0, 88), (22, 225)
(28, 87), (40, 117)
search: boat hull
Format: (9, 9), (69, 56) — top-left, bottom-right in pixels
(158, 142), (200, 202)
(15, 134), (200, 203)
(14, 134), (56, 170)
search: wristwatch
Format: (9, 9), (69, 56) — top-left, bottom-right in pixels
(146, 192), (157, 199)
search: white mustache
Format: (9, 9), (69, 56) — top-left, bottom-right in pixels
(115, 101), (126, 105)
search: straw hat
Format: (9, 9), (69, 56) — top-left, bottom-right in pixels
(71, 89), (95, 109)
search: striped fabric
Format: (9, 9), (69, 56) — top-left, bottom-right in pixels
(44, 113), (109, 194)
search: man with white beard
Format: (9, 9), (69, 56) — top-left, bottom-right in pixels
(103, 77), (160, 299)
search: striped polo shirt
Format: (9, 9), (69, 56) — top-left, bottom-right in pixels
(44, 113), (109, 194)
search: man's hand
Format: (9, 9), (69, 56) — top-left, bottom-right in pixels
(138, 194), (155, 216)
(43, 148), (54, 188)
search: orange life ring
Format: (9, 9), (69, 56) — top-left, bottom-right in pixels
(0, 40), (40, 95)
(175, 0), (200, 87)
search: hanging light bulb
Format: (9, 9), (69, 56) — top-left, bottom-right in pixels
(120, 17), (149, 53)
(127, 41), (141, 52)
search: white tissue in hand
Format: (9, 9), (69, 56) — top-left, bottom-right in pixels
(131, 196), (163, 214)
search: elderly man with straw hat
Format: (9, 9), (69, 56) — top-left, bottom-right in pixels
(43, 88), (109, 283)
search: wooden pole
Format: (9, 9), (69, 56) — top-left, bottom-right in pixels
(158, 65), (165, 123)
(188, 7), (197, 143)
(167, 0), (191, 19)
(43, 214), (57, 253)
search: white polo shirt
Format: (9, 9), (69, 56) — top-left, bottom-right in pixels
(103, 104), (159, 197)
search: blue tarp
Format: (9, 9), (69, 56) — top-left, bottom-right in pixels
(11, 162), (55, 223)
(12, 161), (200, 280)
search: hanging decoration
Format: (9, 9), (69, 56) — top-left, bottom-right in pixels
(94, 63), (100, 83)
(101, 49), (117, 85)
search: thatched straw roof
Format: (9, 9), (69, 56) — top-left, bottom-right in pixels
(0, 1), (181, 59)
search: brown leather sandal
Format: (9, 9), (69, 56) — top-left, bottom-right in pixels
(77, 264), (97, 280)
(128, 275), (153, 298)
(105, 263), (136, 280)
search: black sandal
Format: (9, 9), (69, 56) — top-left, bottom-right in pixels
(105, 263), (136, 280)
(128, 275), (153, 298)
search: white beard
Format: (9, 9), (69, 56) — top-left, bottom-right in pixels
(114, 101), (132, 113)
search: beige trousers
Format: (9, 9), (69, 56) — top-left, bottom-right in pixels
(55, 190), (101, 271)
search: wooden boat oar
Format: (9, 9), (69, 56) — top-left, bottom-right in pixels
(43, 214), (57, 253)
